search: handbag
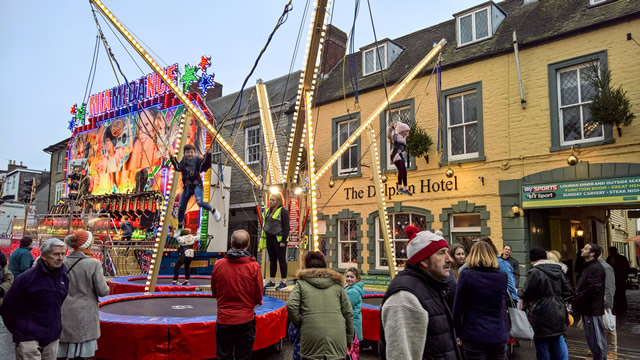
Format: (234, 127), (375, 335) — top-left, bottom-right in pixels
(603, 308), (616, 332)
(507, 295), (534, 340)
(348, 334), (360, 360)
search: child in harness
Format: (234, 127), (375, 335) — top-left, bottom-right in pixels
(387, 121), (412, 196)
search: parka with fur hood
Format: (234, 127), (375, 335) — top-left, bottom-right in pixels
(522, 259), (573, 338)
(287, 268), (354, 360)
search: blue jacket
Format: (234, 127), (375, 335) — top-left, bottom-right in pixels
(120, 220), (134, 237)
(459, 256), (518, 302)
(0, 260), (69, 344)
(453, 266), (509, 344)
(346, 281), (364, 341)
(9, 246), (34, 277)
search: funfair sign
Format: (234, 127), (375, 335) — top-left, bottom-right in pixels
(86, 64), (179, 118)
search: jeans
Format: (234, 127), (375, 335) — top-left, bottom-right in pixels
(0, 317), (15, 360)
(394, 160), (407, 187)
(16, 339), (59, 360)
(215, 318), (256, 360)
(177, 185), (211, 225)
(534, 335), (567, 360)
(462, 341), (506, 360)
(173, 254), (192, 281)
(583, 315), (607, 360)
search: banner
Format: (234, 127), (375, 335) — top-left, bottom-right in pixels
(288, 197), (300, 245)
(521, 176), (640, 209)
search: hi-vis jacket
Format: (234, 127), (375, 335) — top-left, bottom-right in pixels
(259, 206), (289, 250)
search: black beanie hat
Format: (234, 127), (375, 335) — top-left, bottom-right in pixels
(529, 247), (547, 262)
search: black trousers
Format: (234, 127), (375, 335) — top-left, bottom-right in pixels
(215, 318), (256, 360)
(173, 254), (192, 281)
(266, 234), (287, 279)
(462, 341), (507, 360)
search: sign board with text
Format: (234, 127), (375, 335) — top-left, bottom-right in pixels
(521, 176), (640, 209)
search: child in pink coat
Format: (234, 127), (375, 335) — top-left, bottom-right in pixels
(386, 122), (412, 195)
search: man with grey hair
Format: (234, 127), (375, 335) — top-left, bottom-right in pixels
(0, 238), (69, 360)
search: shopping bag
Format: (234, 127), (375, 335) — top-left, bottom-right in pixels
(603, 308), (616, 332)
(348, 335), (360, 360)
(508, 297), (534, 340)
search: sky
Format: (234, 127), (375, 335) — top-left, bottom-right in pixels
(0, 0), (480, 172)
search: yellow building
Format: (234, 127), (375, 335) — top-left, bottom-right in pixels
(310, 0), (640, 287)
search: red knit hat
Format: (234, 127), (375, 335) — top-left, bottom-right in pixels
(65, 230), (93, 249)
(404, 225), (421, 241)
(407, 230), (449, 265)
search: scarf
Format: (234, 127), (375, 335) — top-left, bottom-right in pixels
(226, 248), (253, 260)
(77, 248), (95, 258)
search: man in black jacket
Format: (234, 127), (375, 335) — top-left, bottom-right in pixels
(573, 243), (607, 360)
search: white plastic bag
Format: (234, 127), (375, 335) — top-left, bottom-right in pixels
(603, 308), (616, 332)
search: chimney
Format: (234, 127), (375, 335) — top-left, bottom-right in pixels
(8, 161), (27, 173)
(320, 24), (347, 75)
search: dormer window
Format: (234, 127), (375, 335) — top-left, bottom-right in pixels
(363, 44), (387, 76)
(589, 0), (608, 5)
(455, 2), (506, 47)
(362, 41), (403, 76)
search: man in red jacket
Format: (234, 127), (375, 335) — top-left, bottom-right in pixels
(211, 229), (263, 360)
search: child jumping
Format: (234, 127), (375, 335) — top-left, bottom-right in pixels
(387, 121), (412, 195)
(170, 143), (221, 234)
(172, 229), (199, 285)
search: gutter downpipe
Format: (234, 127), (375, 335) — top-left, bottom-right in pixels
(513, 31), (527, 109)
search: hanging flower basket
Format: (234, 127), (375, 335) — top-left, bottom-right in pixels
(406, 124), (433, 164)
(586, 62), (635, 136)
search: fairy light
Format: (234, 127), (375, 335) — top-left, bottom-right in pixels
(91, 0), (262, 189)
(283, 0), (331, 183)
(314, 39), (447, 181)
(305, 93), (320, 250)
(368, 126), (395, 266)
(144, 112), (186, 291)
(256, 80), (283, 184)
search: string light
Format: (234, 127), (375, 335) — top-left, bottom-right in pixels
(91, 0), (262, 189)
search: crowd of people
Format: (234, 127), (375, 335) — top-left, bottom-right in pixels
(0, 224), (634, 360)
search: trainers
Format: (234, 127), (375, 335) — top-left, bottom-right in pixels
(182, 280), (190, 286)
(264, 280), (276, 288)
(171, 280), (178, 285)
(275, 282), (288, 291)
(212, 208), (222, 222)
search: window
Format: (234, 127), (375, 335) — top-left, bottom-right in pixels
(376, 213), (427, 269)
(363, 44), (387, 76)
(337, 119), (358, 176)
(244, 125), (260, 165)
(548, 51), (612, 151)
(57, 152), (64, 173)
(385, 104), (413, 170)
(447, 89), (480, 161)
(450, 213), (481, 249)
(458, 7), (490, 46)
(55, 181), (65, 203)
(338, 219), (358, 268)
(556, 63), (602, 146)
(590, 0), (608, 5)
(211, 141), (222, 164)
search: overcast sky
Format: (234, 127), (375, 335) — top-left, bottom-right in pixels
(0, 0), (480, 171)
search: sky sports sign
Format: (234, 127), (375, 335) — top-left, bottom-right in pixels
(521, 176), (640, 209)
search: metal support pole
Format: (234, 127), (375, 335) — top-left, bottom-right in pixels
(365, 126), (396, 279)
(148, 113), (191, 292)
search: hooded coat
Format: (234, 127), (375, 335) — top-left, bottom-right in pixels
(346, 281), (364, 341)
(287, 268), (354, 360)
(59, 251), (110, 343)
(522, 260), (573, 338)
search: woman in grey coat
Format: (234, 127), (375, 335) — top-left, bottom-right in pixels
(58, 230), (109, 359)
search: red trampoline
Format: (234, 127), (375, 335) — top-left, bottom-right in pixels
(108, 275), (211, 294)
(97, 292), (287, 359)
(361, 293), (384, 342)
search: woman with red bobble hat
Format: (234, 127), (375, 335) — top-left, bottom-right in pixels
(58, 230), (109, 360)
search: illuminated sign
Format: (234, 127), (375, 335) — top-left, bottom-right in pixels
(86, 64), (179, 118)
(522, 176), (640, 208)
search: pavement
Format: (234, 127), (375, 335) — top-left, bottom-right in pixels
(255, 289), (640, 360)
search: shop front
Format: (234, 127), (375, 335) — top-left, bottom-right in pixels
(500, 162), (640, 285)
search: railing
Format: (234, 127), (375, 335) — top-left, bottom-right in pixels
(6, 214), (179, 277)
